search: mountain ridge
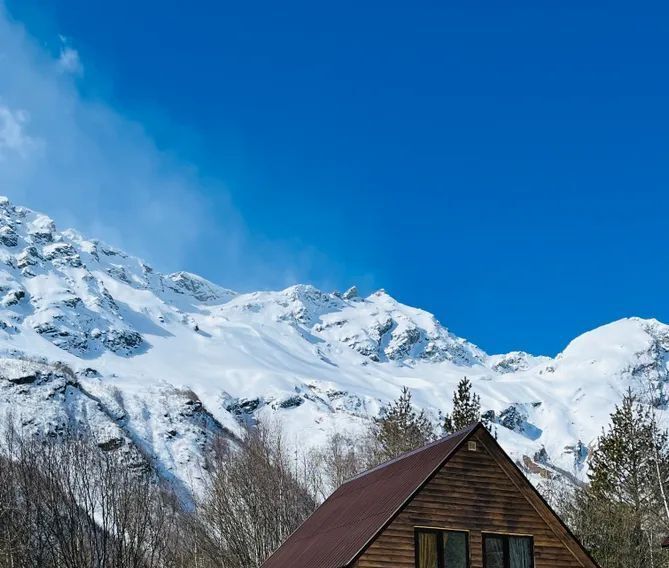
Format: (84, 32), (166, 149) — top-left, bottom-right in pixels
(0, 196), (668, 493)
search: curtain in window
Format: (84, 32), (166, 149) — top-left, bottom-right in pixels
(484, 537), (505, 568)
(509, 537), (532, 568)
(418, 532), (438, 568)
(443, 531), (467, 568)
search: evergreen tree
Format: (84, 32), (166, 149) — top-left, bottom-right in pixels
(371, 386), (435, 461)
(443, 377), (481, 434)
(570, 388), (669, 568)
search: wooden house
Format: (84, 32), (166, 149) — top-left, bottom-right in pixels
(262, 422), (599, 568)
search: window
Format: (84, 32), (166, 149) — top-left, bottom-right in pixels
(483, 534), (534, 568)
(416, 529), (469, 568)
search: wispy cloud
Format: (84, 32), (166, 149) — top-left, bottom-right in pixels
(0, 105), (40, 159)
(0, 3), (365, 293)
(0, 3), (218, 270)
(56, 35), (83, 76)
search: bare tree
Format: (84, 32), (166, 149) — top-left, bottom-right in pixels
(309, 431), (367, 498)
(192, 420), (317, 568)
(0, 422), (187, 568)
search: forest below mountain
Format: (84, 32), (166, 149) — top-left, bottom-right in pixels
(1, 376), (667, 568)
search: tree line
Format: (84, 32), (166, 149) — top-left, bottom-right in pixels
(0, 377), (482, 568)
(1, 378), (669, 567)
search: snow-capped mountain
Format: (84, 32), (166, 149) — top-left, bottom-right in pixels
(1, 196), (668, 494)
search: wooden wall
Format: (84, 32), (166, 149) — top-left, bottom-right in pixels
(353, 429), (589, 568)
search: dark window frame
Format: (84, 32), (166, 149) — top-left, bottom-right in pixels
(414, 528), (470, 568)
(482, 533), (535, 568)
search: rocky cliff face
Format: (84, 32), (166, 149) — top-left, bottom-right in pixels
(1, 196), (668, 494)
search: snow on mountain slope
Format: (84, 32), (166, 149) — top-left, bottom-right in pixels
(0, 196), (668, 493)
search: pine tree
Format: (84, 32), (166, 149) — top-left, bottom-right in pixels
(570, 388), (669, 568)
(443, 377), (481, 434)
(371, 386), (435, 461)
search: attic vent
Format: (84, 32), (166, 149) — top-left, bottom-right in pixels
(468, 441), (477, 452)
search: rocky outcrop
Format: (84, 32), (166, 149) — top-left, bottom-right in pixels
(492, 351), (537, 373)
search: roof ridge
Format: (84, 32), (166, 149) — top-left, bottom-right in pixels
(343, 422), (480, 484)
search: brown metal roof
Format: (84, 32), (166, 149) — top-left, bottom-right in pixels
(261, 423), (479, 568)
(663, 535), (669, 548)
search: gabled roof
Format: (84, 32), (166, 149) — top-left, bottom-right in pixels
(263, 422), (602, 568)
(261, 423), (478, 568)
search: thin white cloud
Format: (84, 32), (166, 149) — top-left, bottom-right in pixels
(56, 35), (83, 75)
(0, 3), (225, 271)
(0, 2), (359, 292)
(0, 105), (40, 159)
(57, 46), (83, 75)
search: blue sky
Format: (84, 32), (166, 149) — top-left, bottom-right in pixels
(1, 1), (668, 356)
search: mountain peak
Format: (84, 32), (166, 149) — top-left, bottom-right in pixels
(342, 285), (359, 300)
